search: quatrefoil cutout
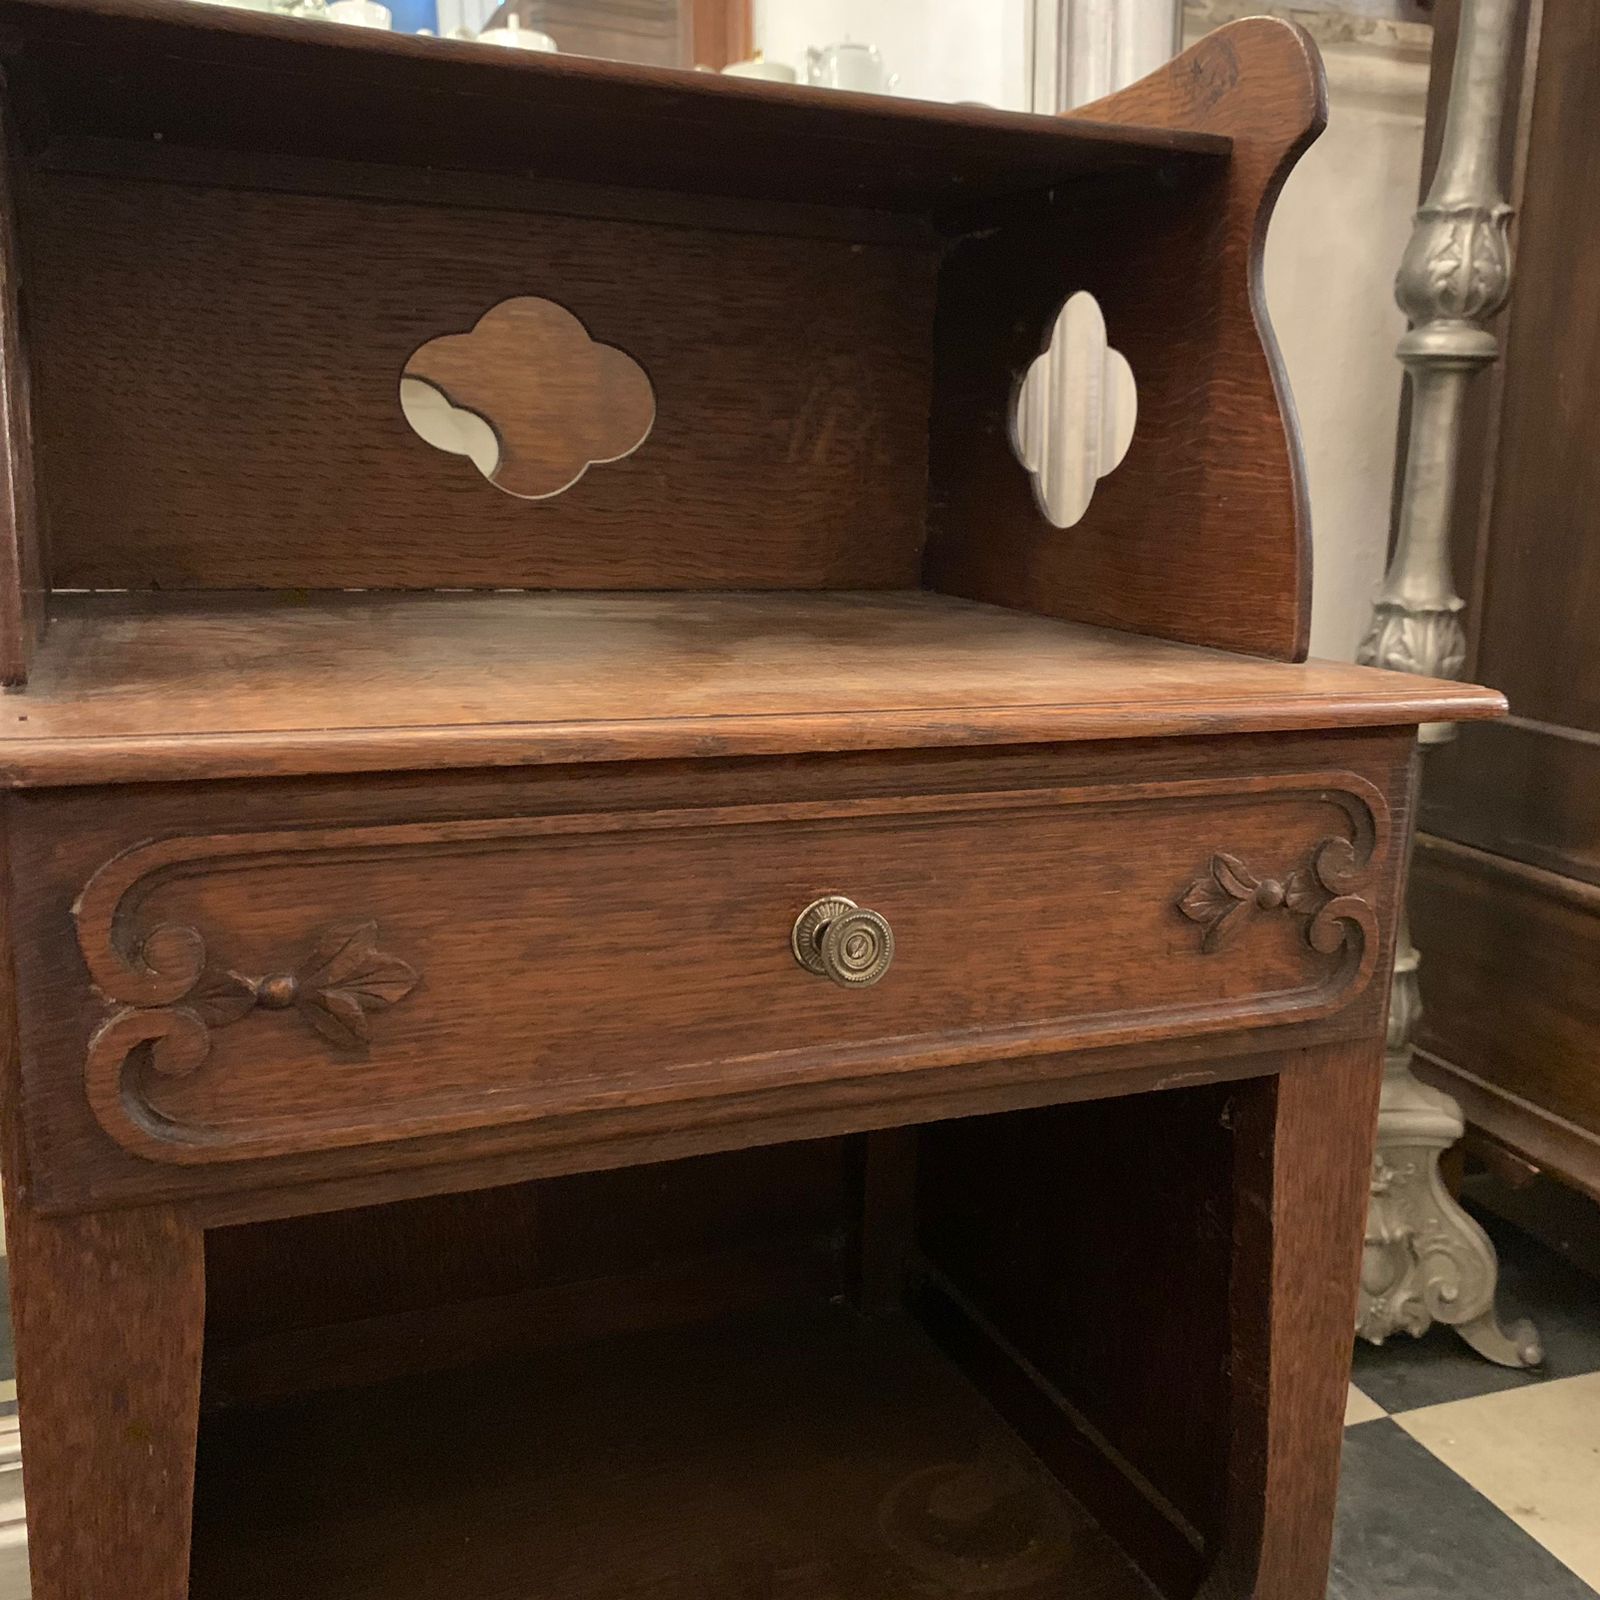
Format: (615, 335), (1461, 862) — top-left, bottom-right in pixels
(1011, 291), (1137, 529)
(400, 296), (656, 499)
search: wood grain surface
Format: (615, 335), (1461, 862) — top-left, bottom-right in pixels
(0, 591), (1502, 786)
(923, 19), (1326, 661)
(1450, 0), (1600, 731)
(1412, 834), (1600, 1204)
(518, 0), (685, 70)
(1, 896), (205, 1600)
(685, 0), (753, 72)
(401, 296), (657, 500)
(919, 1084), (1239, 1595)
(24, 178), (936, 592)
(188, 1303), (1163, 1600)
(3, 1204), (204, 1600)
(5, 727), (1414, 1217)
(919, 1046), (1382, 1600)
(1421, 720), (1600, 889)
(203, 1139), (854, 1406)
(0, 11), (1460, 1599)
(47, 774), (1385, 1169)
(1197, 1040), (1382, 1600)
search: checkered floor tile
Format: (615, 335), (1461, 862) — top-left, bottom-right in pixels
(1334, 1208), (1600, 1599)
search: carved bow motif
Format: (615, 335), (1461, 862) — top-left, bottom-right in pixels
(185, 922), (420, 1053)
(1177, 836), (1374, 957)
(83, 918), (419, 1093)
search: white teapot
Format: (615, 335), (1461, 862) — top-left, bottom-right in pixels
(805, 41), (897, 95)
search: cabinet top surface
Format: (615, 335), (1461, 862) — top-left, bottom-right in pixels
(0, 590), (1503, 787)
(0, 0), (1229, 213)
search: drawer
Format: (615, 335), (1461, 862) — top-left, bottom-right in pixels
(36, 770), (1396, 1170)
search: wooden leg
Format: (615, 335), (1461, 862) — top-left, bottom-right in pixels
(1200, 1040), (1383, 1600)
(5, 1198), (205, 1600)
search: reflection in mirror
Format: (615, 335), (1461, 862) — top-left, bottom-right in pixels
(1011, 291), (1137, 530)
(401, 296), (655, 500)
(432, 0), (751, 67)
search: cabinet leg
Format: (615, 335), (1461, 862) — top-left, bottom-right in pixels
(1201, 1041), (1383, 1600)
(6, 1200), (205, 1600)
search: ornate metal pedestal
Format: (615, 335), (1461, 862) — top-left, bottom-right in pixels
(1361, 916), (1541, 1364)
(1355, 0), (1540, 1369)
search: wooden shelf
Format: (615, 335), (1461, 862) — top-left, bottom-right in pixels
(0, 589), (1502, 785)
(189, 1301), (1165, 1600)
(0, 0), (1227, 216)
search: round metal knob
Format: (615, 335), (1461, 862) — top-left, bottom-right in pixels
(791, 896), (895, 988)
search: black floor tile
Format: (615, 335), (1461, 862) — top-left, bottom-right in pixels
(1330, 1418), (1597, 1600)
(1352, 1203), (1600, 1414)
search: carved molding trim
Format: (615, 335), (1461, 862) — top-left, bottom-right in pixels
(80, 913), (419, 1150)
(70, 771), (1387, 1166)
(1176, 794), (1380, 970)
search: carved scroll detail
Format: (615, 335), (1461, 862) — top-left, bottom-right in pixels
(81, 909), (418, 1134)
(1177, 825), (1378, 964)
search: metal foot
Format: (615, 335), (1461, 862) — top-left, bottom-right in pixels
(1454, 1307), (1543, 1369)
(1358, 1051), (1542, 1367)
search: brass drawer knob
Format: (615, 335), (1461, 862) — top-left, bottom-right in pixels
(791, 896), (895, 988)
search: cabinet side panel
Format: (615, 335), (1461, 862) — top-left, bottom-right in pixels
(924, 20), (1325, 661)
(918, 1087), (1235, 1558)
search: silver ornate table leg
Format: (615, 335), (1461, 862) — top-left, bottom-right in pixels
(1355, 0), (1540, 1369)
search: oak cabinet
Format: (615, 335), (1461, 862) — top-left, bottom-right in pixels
(0, 7), (1498, 1598)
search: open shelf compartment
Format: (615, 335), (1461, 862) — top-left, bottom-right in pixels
(2, 2), (1333, 701)
(192, 1305), (1163, 1600)
(189, 1090), (1246, 1600)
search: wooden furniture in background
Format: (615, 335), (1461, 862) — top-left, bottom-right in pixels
(0, 8), (1500, 1599)
(1406, 0), (1600, 1212)
(685, 0), (751, 69)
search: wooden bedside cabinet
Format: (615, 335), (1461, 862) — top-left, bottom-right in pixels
(0, 7), (1501, 1598)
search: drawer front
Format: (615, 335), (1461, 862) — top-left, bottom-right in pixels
(45, 771), (1393, 1168)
